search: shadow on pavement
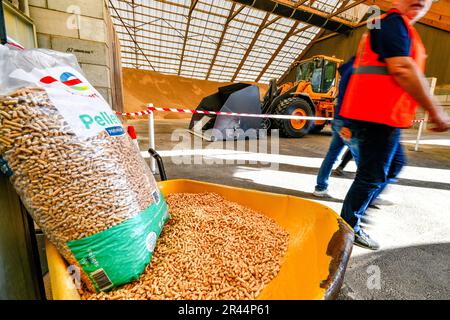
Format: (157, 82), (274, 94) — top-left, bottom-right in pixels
(339, 242), (450, 300)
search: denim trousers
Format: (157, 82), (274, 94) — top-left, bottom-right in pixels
(341, 121), (406, 232)
(315, 119), (360, 191)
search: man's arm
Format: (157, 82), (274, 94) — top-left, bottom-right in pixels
(385, 56), (449, 132)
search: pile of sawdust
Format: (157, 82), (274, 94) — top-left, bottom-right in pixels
(81, 192), (288, 300)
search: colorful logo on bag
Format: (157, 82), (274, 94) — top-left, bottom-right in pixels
(40, 72), (90, 91)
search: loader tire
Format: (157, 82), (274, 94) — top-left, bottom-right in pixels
(274, 97), (314, 138)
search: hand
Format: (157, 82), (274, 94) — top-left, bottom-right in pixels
(340, 127), (352, 141)
(428, 110), (450, 132)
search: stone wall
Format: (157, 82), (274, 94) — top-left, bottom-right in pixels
(28, 0), (119, 107)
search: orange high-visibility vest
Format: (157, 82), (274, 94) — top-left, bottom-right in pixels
(339, 9), (427, 128)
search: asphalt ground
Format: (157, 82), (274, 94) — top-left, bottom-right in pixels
(129, 118), (450, 300)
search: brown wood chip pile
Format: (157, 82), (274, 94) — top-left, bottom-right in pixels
(81, 192), (289, 300)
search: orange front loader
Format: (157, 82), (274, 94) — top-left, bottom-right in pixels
(262, 55), (343, 138)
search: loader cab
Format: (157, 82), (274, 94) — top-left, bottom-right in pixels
(295, 56), (338, 95)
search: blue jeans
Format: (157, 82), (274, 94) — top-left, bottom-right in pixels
(370, 137), (406, 203)
(341, 121), (405, 232)
(315, 119), (360, 191)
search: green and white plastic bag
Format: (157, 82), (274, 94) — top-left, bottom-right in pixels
(0, 44), (169, 292)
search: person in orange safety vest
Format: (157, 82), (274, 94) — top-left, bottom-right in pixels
(338, 0), (449, 250)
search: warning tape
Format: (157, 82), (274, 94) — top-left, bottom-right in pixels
(116, 110), (152, 117)
(115, 104), (332, 121)
(115, 104), (426, 123)
(145, 104), (333, 121)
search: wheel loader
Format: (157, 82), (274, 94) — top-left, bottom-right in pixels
(189, 55), (343, 140)
(262, 55), (343, 138)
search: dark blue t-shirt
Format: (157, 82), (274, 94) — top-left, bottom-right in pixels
(370, 12), (411, 61)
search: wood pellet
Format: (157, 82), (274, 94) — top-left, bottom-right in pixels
(0, 87), (159, 291)
(81, 193), (289, 300)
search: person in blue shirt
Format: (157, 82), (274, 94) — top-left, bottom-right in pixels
(314, 7), (415, 201)
(313, 56), (359, 198)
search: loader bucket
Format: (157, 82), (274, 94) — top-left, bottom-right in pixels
(188, 83), (262, 140)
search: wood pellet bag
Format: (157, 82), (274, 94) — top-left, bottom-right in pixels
(0, 45), (169, 292)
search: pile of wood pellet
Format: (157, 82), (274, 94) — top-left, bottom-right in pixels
(81, 192), (289, 300)
(0, 87), (159, 291)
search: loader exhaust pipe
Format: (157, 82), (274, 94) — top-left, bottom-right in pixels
(230, 0), (353, 33)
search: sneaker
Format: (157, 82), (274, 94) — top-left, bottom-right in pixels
(313, 189), (331, 198)
(334, 167), (345, 176)
(354, 229), (380, 250)
(371, 197), (394, 206)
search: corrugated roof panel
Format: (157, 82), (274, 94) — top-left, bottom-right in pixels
(111, 0), (362, 82)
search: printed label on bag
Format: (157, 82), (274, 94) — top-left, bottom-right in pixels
(66, 191), (169, 292)
(105, 126), (125, 137)
(145, 232), (157, 253)
(9, 66), (125, 139)
(152, 189), (161, 205)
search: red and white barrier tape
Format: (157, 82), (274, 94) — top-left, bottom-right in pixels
(115, 104), (426, 123)
(145, 104), (332, 121)
(116, 104), (332, 121)
(116, 110), (152, 117)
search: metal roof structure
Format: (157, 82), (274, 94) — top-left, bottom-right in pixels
(108, 0), (370, 83)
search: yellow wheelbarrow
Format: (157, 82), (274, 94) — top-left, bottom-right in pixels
(45, 150), (354, 300)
